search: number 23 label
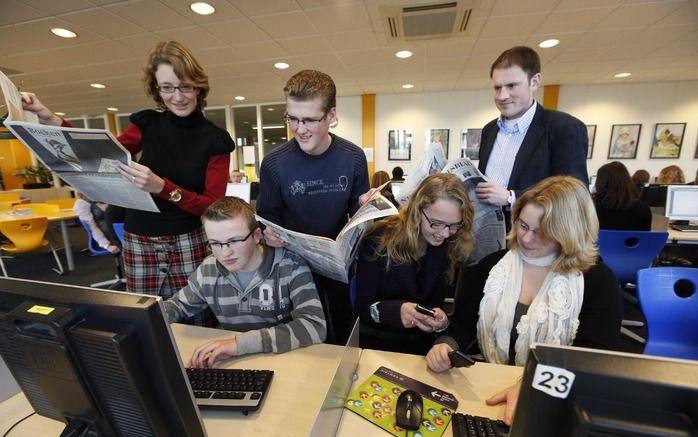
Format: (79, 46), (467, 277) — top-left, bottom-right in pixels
(531, 364), (576, 399)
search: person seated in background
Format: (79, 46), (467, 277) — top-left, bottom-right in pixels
(355, 173), (474, 355)
(391, 166), (404, 182)
(73, 195), (123, 254)
(657, 165), (685, 184)
(425, 176), (621, 425)
(230, 169), (244, 183)
(631, 169), (650, 189)
(371, 170), (400, 208)
(593, 162), (651, 231)
(163, 197), (326, 367)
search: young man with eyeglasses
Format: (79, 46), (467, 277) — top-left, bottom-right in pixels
(163, 197), (326, 367)
(256, 70), (370, 345)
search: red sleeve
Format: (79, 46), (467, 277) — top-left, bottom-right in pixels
(156, 153), (230, 216)
(60, 119), (72, 127)
(116, 123), (143, 155)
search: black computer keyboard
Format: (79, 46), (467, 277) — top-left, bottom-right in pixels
(186, 368), (274, 412)
(451, 413), (510, 437)
(671, 224), (698, 232)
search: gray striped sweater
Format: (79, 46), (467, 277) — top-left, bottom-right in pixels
(164, 246), (326, 355)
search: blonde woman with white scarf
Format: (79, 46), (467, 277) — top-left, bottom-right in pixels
(425, 176), (621, 425)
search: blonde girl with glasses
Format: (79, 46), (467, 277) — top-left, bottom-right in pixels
(355, 173), (474, 355)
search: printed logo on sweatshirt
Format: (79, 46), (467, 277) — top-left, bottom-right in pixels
(288, 176), (349, 196)
(259, 284), (276, 311)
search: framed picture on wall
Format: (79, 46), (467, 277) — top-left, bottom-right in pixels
(388, 129), (412, 161)
(460, 128), (482, 160)
(650, 122), (685, 159)
(608, 124), (641, 159)
(427, 128), (449, 158)
(586, 125), (596, 159)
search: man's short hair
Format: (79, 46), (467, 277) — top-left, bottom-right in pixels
(284, 70), (336, 113)
(490, 46), (541, 80)
(202, 197), (258, 232)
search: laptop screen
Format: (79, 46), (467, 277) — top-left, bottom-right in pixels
(309, 319), (361, 437)
(225, 183), (251, 203)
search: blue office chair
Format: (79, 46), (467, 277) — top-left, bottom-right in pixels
(112, 222), (124, 245)
(597, 229), (669, 343)
(638, 267), (698, 360)
(80, 220), (124, 289)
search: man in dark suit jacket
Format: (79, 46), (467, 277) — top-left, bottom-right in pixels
(475, 46), (588, 226)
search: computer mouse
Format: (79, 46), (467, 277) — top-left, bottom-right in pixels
(395, 389), (423, 430)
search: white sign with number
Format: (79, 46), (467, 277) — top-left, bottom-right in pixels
(531, 364), (576, 399)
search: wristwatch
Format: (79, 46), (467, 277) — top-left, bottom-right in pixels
(370, 302), (381, 323)
(506, 190), (515, 206)
(168, 188), (182, 203)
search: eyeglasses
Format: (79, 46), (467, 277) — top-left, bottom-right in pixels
(283, 113), (327, 129)
(157, 84), (196, 94)
(515, 219), (540, 237)
(207, 227), (257, 251)
(421, 209), (464, 232)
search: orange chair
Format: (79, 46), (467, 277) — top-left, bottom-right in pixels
(0, 217), (63, 277)
(0, 193), (22, 203)
(45, 198), (77, 210)
(0, 202), (15, 213)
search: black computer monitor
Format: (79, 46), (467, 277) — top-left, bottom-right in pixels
(510, 344), (698, 436)
(0, 278), (206, 436)
(640, 184), (668, 208)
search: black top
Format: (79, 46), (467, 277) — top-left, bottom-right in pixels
(443, 250), (622, 355)
(595, 199), (652, 231)
(126, 109), (234, 236)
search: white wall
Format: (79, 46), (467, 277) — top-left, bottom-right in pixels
(340, 80), (698, 183)
(559, 81), (698, 180)
(334, 95), (362, 147)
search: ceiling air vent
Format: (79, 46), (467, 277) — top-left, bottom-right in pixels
(380, 1), (476, 41)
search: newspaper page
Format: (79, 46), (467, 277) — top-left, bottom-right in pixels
(441, 158), (506, 265)
(391, 139), (506, 265)
(395, 141), (447, 206)
(256, 188), (398, 283)
(0, 71), (159, 212)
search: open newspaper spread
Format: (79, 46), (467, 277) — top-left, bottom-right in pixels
(396, 146), (506, 266)
(0, 71), (159, 212)
(256, 185), (398, 283)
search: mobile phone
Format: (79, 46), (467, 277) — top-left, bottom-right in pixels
(448, 350), (476, 368)
(415, 304), (436, 318)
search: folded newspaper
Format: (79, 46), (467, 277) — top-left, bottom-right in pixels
(396, 146), (506, 266)
(0, 71), (159, 212)
(256, 186), (398, 283)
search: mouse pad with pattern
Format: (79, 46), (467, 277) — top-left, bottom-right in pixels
(345, 366), (458, 437)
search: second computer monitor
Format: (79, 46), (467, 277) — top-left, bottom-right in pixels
(665, 185), (698, 221)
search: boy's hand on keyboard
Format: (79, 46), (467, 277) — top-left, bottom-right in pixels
(188, 337), (239, 368)
(425, 343), (453, 372)
(485, 380), (521, 426)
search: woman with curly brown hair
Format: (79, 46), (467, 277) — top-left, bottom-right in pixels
(355, 173), (474, 355)
(22, 41), (234, 326)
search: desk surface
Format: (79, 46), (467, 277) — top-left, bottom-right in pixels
(667, 227), (698, 243)
(0, 324), (520, 436)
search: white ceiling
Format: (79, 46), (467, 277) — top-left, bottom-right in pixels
(1, 0), (697, 117)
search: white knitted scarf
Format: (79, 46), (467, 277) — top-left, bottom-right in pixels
(477, 250), (584, 366)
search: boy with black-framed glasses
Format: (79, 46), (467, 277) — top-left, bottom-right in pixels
(256, 69), (371, 345)
(163, 196), (326, 368)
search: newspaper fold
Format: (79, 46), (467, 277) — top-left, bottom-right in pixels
(396, 145), (506, 265)
(0, 71), (159, 212)
(256, 185), (398, 283)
